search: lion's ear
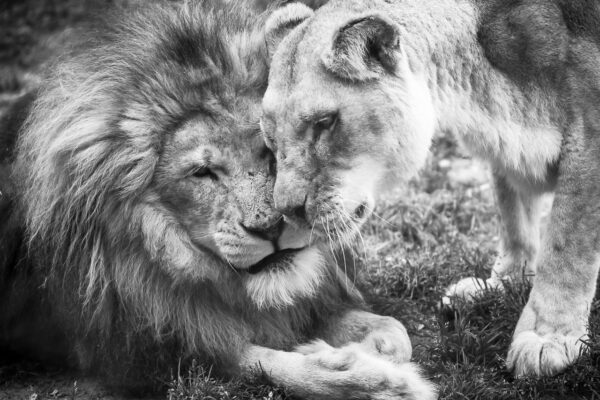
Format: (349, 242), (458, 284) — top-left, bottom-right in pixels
(322, 14), (401, 81)
(265, 3), (314, 58)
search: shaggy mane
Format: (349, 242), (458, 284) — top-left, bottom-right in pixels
(15, 1), (273, 364)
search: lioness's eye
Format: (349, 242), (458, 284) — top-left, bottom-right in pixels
(192, 166), (218, 181)
(313, 113), (338, 136)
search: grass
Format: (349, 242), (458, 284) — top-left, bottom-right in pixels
(166, 362), (291, 400)
(2, 1), (600, 399)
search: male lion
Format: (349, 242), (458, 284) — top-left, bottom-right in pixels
(261, 0), (600, 378)
(0, 1), (436, 398)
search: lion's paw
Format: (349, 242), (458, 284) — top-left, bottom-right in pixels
(359, 328), (412, 364)
(305, 348), (436, 400)
(442, 277), (501, 306)
(507, 330), (585, 377)
(295, 339), (333, 355)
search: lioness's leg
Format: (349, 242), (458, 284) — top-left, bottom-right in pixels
(507, 114), (600, 376)
(241, 344), (436, 400)
(490, 172), (542, 281)
(297, 309), (412, 364)
(446, 171), (543, 300)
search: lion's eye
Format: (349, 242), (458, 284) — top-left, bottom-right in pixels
(313, 113), (338, 138)
(192, 166), (218, 181)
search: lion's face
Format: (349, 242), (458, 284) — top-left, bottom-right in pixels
(261, 2), (435, 245)
(148, 89), (326, 309)
(155, 105), (307, 267)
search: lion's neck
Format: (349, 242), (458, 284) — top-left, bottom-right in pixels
(390, 0), (563, 186)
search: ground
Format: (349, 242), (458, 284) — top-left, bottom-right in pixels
(1, 1), (599, 399)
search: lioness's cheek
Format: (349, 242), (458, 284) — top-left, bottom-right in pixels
(336, 155), (386, 218)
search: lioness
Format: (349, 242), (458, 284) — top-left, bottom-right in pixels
(261, 0), (600, 377)
(0, 1), (436, 398)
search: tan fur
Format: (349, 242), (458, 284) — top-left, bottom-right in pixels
(1, 1), (436, 397)
(263, 0), (600, 378)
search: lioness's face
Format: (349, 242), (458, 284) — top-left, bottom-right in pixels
(262, 3), (435, 245)
(262, 70), (393, 245)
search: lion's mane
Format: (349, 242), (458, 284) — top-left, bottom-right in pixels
(5, 1), (362, 392)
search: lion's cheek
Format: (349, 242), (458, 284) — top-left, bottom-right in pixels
(243, 247), (326, 310)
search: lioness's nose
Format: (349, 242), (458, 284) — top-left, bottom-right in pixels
(241, 217), (284, 242)
(273, 170), (309, 222)
(274, 190), (307, 221)
(278, 200), (307, 221)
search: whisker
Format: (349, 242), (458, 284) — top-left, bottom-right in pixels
(340, 207), (368, 279)
(324, 216), (339, 268)
(309, 205), (319, 245)
(333, 217), (349, 291)
(222, 255), (241, 276)
(344, 198), (397, 228)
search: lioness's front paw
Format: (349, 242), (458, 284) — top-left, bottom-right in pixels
(507, 330), (584, 377)
(442, 277), (501, 305)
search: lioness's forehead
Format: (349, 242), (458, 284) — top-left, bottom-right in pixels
(265, 4), (365, 113)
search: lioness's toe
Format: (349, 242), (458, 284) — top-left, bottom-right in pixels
(444, 277), (493, 302)
(507, 330), (584, 377)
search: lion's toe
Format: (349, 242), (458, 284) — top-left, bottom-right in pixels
(295, 339), (333, 355)
(364, 331), (411, 364)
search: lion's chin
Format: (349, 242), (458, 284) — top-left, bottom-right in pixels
(243, 246), (326, 310)
(246, 247), (304, 275)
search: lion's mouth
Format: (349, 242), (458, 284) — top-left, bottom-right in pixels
(247, 247), (305, 275)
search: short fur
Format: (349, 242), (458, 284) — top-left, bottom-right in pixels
(263, 0), (600, 378)
(0, 1), (435, 398)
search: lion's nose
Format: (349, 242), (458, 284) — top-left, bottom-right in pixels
(240, 217), (284, 242)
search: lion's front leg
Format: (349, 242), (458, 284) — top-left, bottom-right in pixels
(507, 111), (600, 376)
(241, 344), (436, 400)
(445, 171), (543, 302)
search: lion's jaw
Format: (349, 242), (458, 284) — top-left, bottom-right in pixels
(262, 8), (435, 246)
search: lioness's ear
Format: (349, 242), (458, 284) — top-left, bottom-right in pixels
(265, 3), (314, 58)
(322, 14), (401, 81)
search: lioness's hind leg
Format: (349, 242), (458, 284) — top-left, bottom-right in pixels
(489, 172), (542, 281)
(445, 171), (543, 302)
